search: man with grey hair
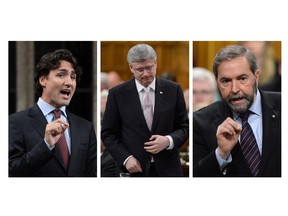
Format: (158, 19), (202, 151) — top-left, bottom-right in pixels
(101, 72), (110, 90)
(193, 45), (281, 177)
(193, 67), (218, 111)
(101, 44), (189, 177)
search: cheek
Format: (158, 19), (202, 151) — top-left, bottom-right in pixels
(245, 86), (255, 96)
(219, 87), (229, 98)
(241, 81), (255, 93)
(72, 81), (77, 88)
(134, 73), (142, 80)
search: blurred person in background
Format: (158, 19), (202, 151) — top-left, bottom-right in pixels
(108, 71), (124, 89)
(193, 67), (218, 111)
(101, 72), (110, 90)
(183, 88), (189, 115)
(161, 71), (177, 82)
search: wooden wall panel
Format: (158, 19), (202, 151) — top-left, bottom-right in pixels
(101, 41), (189, 90)
(193, 41), (281, 73)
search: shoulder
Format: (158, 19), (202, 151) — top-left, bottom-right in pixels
(157, 77), (180, 88)
(193, 101), (227, 120)
(260, 90), (281, 106)
(263, 90), (281, 99)
(9, 109), (28, 119)
(9, 104), (39, 120)
(109, 79), (134, 93)
(156, 78), (182, 97)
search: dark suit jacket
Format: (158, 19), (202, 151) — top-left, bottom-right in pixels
(101, 150), (119, 177)
(101, 77), (189, 177)
(9, 104), (97, 177)
(193, 90), (281, 177)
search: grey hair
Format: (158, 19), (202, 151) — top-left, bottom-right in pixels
(193, 67), (217, 92)
(101, 72), (109, 85)
(212, 45), (258, 78)
(127, 44), (157, 64)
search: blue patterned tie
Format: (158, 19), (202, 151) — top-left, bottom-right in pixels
(240, 111), (261, 176)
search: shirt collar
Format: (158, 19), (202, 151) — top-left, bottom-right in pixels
(135, 77), (156, 93)
(37, 97), (67, 117)
(233, 89), (262, 120)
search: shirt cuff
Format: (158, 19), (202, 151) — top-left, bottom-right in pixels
(215, 148), (232, 171)
(166, 135), (174, 150)
(123, 155), (133, 166)
(44, 138), (55, 151)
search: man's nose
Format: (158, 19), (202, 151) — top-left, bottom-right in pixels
(231, 80), (239, 93)
(64, 76), (73, 86)
(142, 69), (151, 75)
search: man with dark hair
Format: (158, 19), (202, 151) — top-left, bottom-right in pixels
(9, 49), (97, 177)
(193, 45), (281, 177)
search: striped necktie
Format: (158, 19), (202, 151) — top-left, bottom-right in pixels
(239, 111), (261, 176)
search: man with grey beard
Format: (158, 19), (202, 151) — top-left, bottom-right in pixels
(193, 45), (281, 177)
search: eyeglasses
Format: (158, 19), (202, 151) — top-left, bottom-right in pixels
(193, 90), (213, 96)
(133, 64), (154, 74)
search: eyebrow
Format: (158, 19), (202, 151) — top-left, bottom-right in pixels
(219, 73), (248, 79)
(236, 74), (249, 79)
(57, 68), (76, 73)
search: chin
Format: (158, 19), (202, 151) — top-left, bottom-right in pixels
(229, 104), (249, 113)
(143, 81), (152, 86)
(57, 100), (71, 107)
(63, 101), (71, 106)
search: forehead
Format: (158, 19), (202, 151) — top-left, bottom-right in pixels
(131, 59), (155, 68)
(58, 60), (74, 68)
(193, 79), (213, 89)
(217, 56), (252, 78)
(53, 60), (75, 73)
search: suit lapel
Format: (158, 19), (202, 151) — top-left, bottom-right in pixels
(151, 79), (166, 132)
(28, 104), (48, 138)
(66, 111), (80, 172)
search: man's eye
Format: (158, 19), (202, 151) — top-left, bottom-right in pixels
(239, 77), (248, 83)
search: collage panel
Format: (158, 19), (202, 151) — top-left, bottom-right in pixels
(8, 41), (97, 177)
(192, 41), (281, 177)
(100, 41), (190, 177)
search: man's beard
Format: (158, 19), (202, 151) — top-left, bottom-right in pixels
(219, 81), (257, 114)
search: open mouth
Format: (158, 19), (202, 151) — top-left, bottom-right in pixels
(229, 97), (245, 104)
(60, 89), (71, 98)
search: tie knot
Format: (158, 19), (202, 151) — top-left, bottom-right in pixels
(53, 109), (62, 119)
(239, 110), (251, 122)
(143, 87), (150, 93)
